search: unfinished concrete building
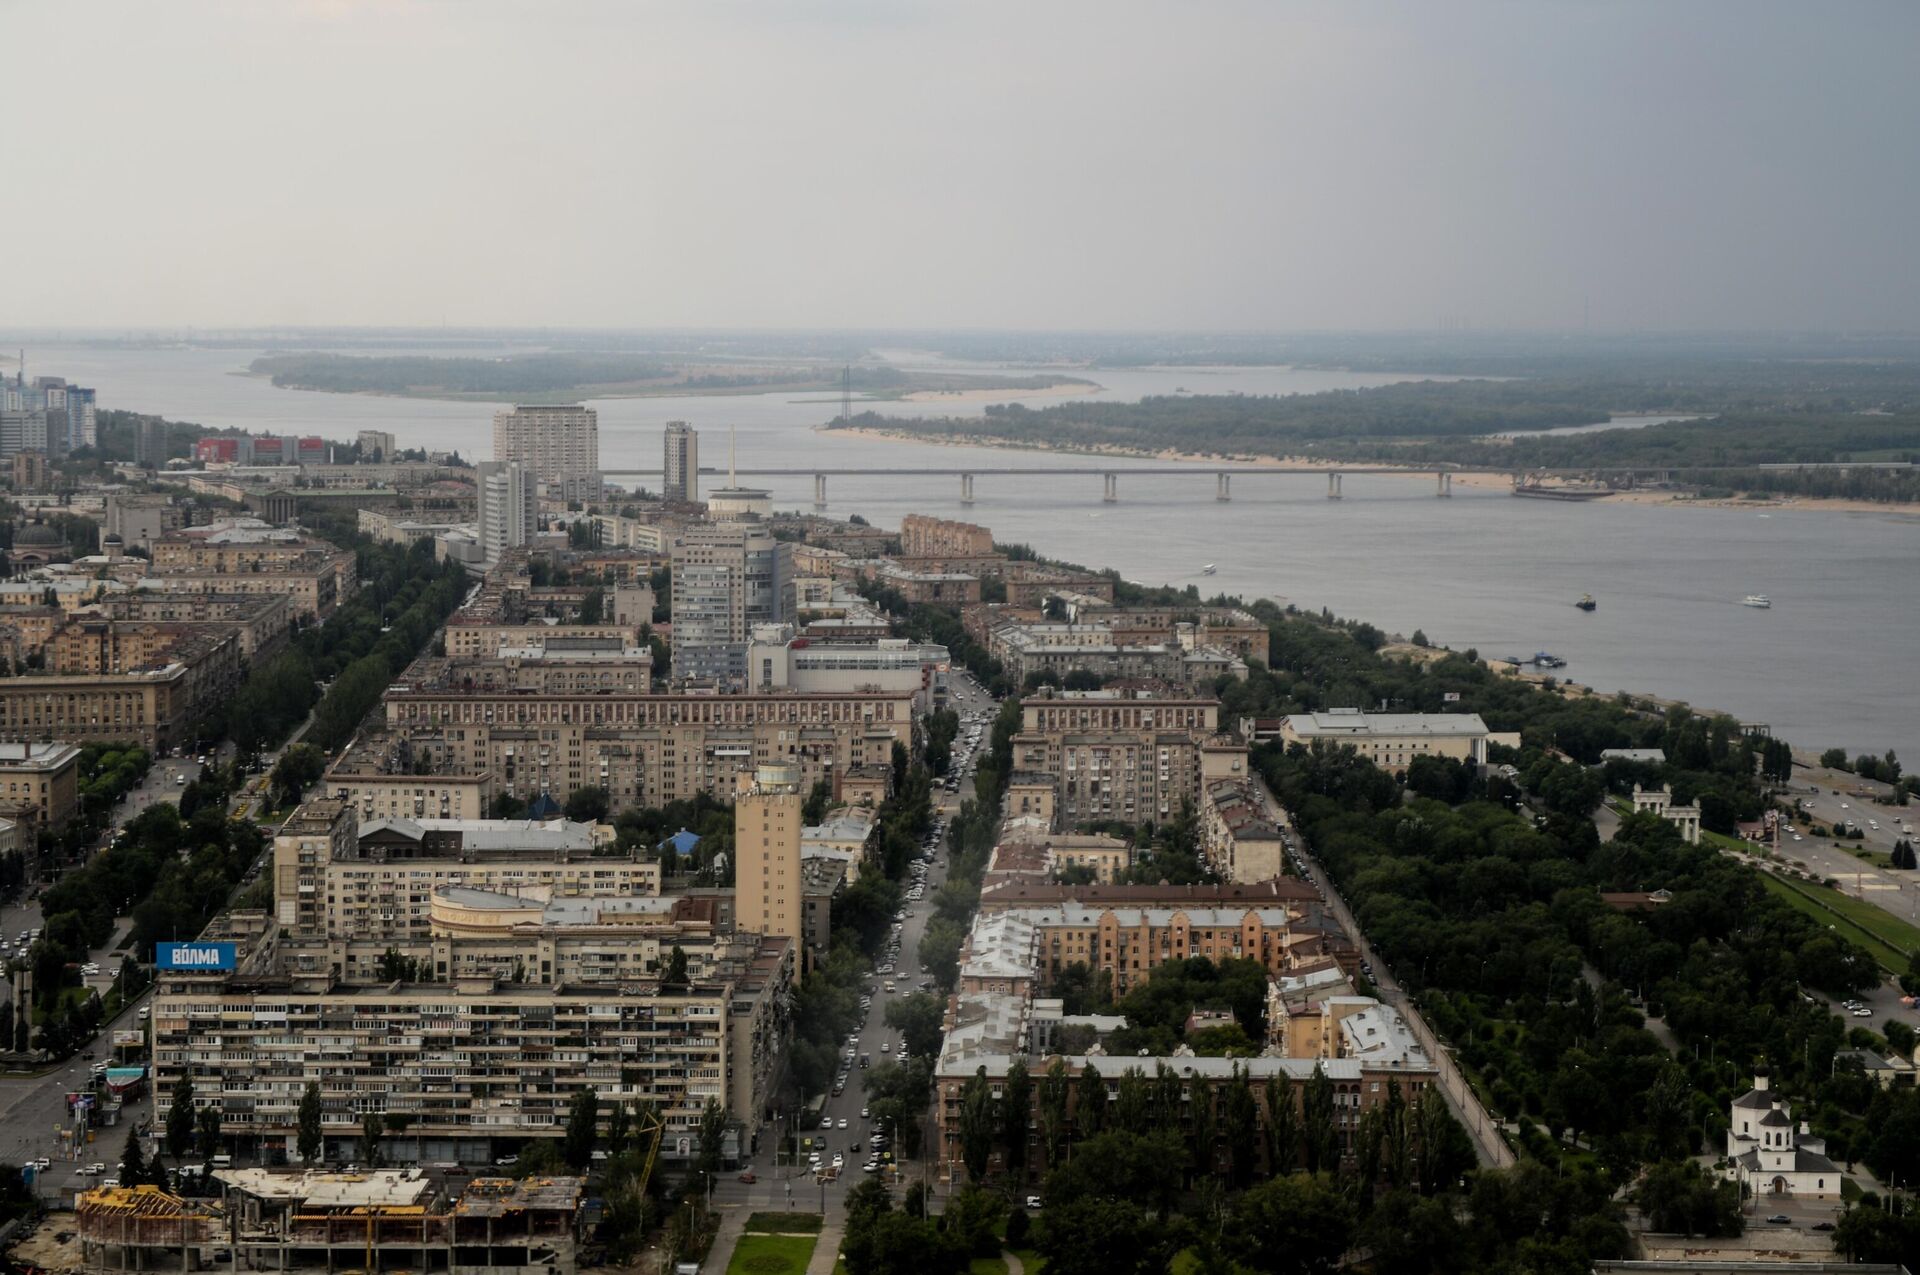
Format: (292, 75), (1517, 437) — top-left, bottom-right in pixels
(76, 1172), (584, 1275)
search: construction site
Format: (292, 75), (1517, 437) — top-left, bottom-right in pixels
(64, 1170), (584, 1275)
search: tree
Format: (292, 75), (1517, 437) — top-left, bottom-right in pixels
(361, 1110), (385, 1167)
(197, 1103), (223, 1159)
(941, 1185), (1005, 1258)
(564, 786), (609, 823)
(297, 1081), (324, 1165)
(1820, 747), (1851, 771)
(885, 992), (947, 1060)
(1301, 1064), (1338, 1175)
(1038, 1057), (1072, 1169)
(958, 1067), (994, 1182)
(120, 1128), (148, 1187)
(563, 1088), (599, 1170)
(1002, 1057), (1032, 1179)
(1034, 1196), (1177, 1275)
(1075, 1060), (1106, 1137)
(166, 1073), (197, 1160)
(1633, 1160), (1744, 1237)
(1230, 1174), (1355, 1275)
(664, 945), (690, 987)
(1265, 1075), (1298, 1174)
(695, 1097), (726, 1192)
(1223, 1065), (1260, 1187)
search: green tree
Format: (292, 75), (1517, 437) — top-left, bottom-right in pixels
(1265, 1075), (1298, 1174)
(694, 1098), (726, 1193)
(1301, 1064), (1338, 1175)
(1034, 1196), (1176, 1275)
(360, 1110), (385, 1167)
(1633, 1160), (1744, 1237)
(1038, 1057), (1072, 1169)
(297, 1081), (324, 1165)
(564, 786), (610, 823)
(1075, 1060), (1106, 1137)
(562, 1087), (600, 1170)
(166, 1073), (197, 1160)
(1223, 1065), (1260, 1187)
(196, 1103), (223, 1158)
(958, 1067), (994, 1182)
(1002, 1056), (1032, 1179)
(1230, 1173), (1355, 1275)
(120, 1128), (148, 1187)
(663, 945), (689, 987)
(885, 992), (947, 1060)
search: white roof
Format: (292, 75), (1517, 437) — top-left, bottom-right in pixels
(1285, 710), (1489, 739)
(214, 1167), (434, 1207)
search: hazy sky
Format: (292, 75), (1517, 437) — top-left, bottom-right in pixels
(7, 0), (1917, 331)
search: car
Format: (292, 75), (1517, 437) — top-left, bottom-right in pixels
(863, 1160), (880, 1173)
(101, 1178), (120, 1189)
(1766, 1213), (1791, 1225)
(494, 1156), (518, 1166)
(79, 1163), (105, 1176)
(1841, 802), (1850, 809)
(1853, 1007), (1874, 1017)
(1812, 1221), (1836, 1232)
(838, 1117), (849, 1129)
(737, 1171), (757, 1183)
(860, 1106), (870, 1118)
(1025, 1195), (1043, 1210)
(821, 1115), (834, 1129)
(33, 1158), (50, 1170)
(831, 1154), (845, 1169)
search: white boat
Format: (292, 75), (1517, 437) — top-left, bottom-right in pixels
(1200, 564), (1217, 575)
(1742, 594), (1772, 609)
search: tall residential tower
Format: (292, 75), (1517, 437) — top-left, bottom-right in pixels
(492, 404), (601, 502)
(735, 761), (803, 947)
(663, 420), (699, 502)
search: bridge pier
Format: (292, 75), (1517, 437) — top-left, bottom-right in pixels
(1327, 472), (1343, 500)
(960, 472), (975, 505)
(1436, 471), (1452, 498)
(1103, 472), (1118, 503)
(1216, 472), (1230, 501)
(813, 472), (827, 510)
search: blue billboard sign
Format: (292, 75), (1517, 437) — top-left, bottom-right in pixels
(156, 941), (237, 972)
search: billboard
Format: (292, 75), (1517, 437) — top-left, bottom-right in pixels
(156, 941), (236, 972)
(111, 1030), (145, 1047)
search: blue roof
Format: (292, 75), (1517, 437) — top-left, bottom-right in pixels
(660, 828), (702, 855)
(526, 792), (562, 820)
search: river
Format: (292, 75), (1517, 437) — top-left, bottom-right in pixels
(24, 341), (1920, 761)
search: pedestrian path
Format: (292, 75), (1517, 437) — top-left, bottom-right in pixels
(804, 1221), (843, 1275)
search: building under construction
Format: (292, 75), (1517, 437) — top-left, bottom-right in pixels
(75, 1171), (584, 1275)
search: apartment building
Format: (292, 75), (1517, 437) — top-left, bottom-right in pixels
(670, 523), (781, 683)
(94, 593), (291, 660)
(735, 761), (804, 949)
(745, 625), (949, 710)
(0, 629), (244, 750)
(493, 405), (600, 502)
(0, 740), (81, 826)
(270, 801), (652, 942)
(1278, 709), (1493, 767)
(663, 420), (700, 503)
(477, 460), (536, 566)
(1012, 690), (1222, 827)
(324, 734), (495, 821)
(900, 514), (994, 558)
(934, 849), (1432, 1184)
(1199, 776), (1288, 883)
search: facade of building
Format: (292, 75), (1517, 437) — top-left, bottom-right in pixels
(735, 761), (804, 949)
(476, 460), (536, 566)
(1632, 784), (1703, 844)
(356, 429), (397, 461)
(1199, 776), (1288, 883)
(670, 523), (781, 683)
(899, 514), (993, 558)
(381, 670), (914, 813)
(1279, 709), (1493, 767)
(104, 494), (184, 551)
(0, 630), (244, 750)
(0, 740), (81, 826)
(1725, 1074), (1842, 1198)
(492, 405), (600, 502)
(663, 420), (700, 503)
(1012, 692), (1223, 827)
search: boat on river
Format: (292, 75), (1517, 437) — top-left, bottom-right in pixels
(1742, 594), (1772, 609)
(1576, 594), (1597, 611)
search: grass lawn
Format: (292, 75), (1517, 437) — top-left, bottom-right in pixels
(969, 1259), (1008, 1275)
(1758, 873), (1913, 972)
(744, 1213), (822, 1234)
(726, 1233), (817, 1275)
(1010, 1248), (1046, 1274)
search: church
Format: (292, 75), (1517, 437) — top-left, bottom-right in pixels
(1725, 1072), (1841, 1198)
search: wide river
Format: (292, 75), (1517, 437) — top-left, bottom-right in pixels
(29, 343), (1920, 762)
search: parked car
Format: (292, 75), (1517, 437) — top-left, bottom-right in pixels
(1766, 1213), (1792, 1225)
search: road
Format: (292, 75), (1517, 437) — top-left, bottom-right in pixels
(1775, 770), (1920, 928)
(711, 671), (999, 1223)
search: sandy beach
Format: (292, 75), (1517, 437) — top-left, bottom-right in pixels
(817, 425), (1920, 518)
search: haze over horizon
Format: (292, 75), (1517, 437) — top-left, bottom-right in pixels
(6, 0), (1917, 333)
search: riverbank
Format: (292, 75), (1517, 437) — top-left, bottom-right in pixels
(823, 425), (1920, 517)
(240, 370), (1096, 406)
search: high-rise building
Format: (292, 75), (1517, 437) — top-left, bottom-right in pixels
(735, 761), (803, 946)
(356, 429), (396, 462)
(134, 417), (169, 467)
(670, 522), (782, 683)
(663, 420), (699, 502)
(477, 460), (536, 565)
(492, 404), (601, 502)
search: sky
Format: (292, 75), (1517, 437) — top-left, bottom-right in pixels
(5, 0), (1918, 332)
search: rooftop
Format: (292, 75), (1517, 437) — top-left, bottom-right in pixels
(1284, 709), (1490, 738)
